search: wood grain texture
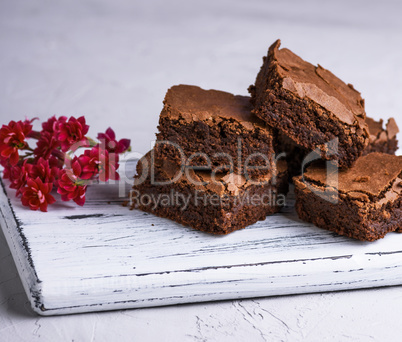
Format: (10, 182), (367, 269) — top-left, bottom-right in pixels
(1, 159), (402, 316)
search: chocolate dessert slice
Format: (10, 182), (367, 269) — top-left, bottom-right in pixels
(131, 151), (289, 235)
(249, 39), (369, 169)
(156, 85), (275, 176)
(294, 153), (402, 241)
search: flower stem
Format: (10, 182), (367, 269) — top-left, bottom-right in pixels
(27, 130), (41, 140)
(51, 149), (65, 162)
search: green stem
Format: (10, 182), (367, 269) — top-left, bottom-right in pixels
(86, 137), (98, 147)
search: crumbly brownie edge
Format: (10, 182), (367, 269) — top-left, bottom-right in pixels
(363, 137), (399, 156)
(294, 178), (402, 241)
(156, 116), (275, 175)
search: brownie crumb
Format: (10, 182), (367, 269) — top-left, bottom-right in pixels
(363, 117), (399, 155)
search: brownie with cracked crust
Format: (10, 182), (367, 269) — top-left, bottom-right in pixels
(248, 39), (370, 169)
(294, 153), (402, 241)
(155, 85), (276, 176)
(363, 117), (399, 155)
(131, 151), (289, 235)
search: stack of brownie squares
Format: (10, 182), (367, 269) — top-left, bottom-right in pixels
(132, 85), (289, 234)
(132, 39), (401, 241)
(249, 40), (401, 241)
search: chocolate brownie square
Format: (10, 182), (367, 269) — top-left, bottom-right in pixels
(363, 117), (399, 155)
(155, 85), (275, 176)
(131, 151), (289, 235)
(294, 153), (402, 241)
(249, 39), (370, 168)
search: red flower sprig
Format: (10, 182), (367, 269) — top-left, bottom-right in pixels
(0, 116), (130, 212)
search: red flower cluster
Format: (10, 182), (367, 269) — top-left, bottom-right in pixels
(0, 120), (33, 166)
(0, 117), (130, 212)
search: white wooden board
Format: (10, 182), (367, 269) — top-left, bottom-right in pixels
(1, 159), (402, 316)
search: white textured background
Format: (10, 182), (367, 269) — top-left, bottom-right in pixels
(1, 0), (402, 341)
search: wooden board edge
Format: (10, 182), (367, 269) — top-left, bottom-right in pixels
(30, 252), (402, 316)
(0, 177), (45, 315)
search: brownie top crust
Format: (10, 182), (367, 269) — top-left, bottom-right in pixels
(301, 153), (402, 198)
(269, 40), (366, 127)
(161, 84), (264, 130)
(136, 151), (287, 197)
(366, 117), (399, 142)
